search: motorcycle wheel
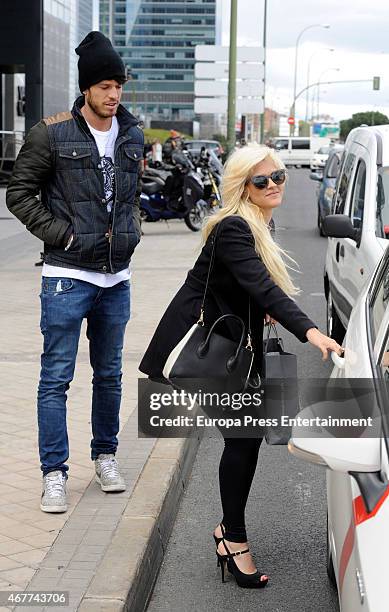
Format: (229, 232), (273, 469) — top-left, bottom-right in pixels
(184, 201), (206, 232)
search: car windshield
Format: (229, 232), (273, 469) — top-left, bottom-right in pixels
(376, 167), (389, 238)
(317, 147), (330, 154)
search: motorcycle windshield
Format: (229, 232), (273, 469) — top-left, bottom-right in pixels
(208, 150), (223, 174)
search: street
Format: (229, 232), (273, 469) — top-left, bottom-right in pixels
(146, 168), (340, 612)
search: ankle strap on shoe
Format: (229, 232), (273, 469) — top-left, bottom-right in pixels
(228, 548), (249, 558)
(221, 538), (249, 559)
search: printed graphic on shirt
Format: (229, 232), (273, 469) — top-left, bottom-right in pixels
(101, 156), (115, 212)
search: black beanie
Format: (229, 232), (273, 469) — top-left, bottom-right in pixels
(75, 31), (126, 92)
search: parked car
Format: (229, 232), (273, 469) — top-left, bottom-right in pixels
(310, 144), (343, 172)
(310, 146), (344, 236)
(288, 245), (389, 612)
(273, 136), (331, 168)
(183, 139), (224, 161)
(323, 125), (389, 343)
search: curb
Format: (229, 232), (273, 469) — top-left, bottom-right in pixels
(78, 429), (202, 612)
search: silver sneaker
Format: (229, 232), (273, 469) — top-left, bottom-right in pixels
(41, 470), (67, 513)
(95, 454), (126, 492)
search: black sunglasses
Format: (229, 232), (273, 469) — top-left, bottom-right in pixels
(249, 169), (286, 190)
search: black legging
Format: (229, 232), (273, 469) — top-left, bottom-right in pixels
(219, 437), (263, 543)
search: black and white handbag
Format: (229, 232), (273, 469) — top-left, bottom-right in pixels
(163, 224), (254, 395)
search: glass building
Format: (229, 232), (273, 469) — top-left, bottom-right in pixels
(43, 0), (71, 116)
(43, 0), (93, 115)
(99, 0), (217, 121)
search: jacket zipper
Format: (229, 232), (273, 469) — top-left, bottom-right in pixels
(108, 135), (131, 273)
(73, 109), (135, 273)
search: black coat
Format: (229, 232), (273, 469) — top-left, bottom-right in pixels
(139, 215), (317, 379)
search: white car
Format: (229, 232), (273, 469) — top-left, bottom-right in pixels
(289, 246), (389, 612)
(310, 145), (343, 173)
(273, 136), (331, 168)
(323, 125), (389, 344)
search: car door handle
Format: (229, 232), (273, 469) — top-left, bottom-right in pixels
(339, 245), (345, 258)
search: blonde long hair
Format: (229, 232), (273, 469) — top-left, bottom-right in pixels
(202, 143), (299, 296)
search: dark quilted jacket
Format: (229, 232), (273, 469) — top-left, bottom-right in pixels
(6, 96), (144, 273)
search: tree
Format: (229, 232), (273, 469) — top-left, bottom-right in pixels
(298, 120), (310, 137)
(212, 133), (228, 149)
(340, 111), (389, 140)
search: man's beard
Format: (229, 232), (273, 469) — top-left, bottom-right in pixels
(86, 93), (115, 118)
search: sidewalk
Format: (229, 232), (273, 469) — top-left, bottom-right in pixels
(0, 188), (201, 611)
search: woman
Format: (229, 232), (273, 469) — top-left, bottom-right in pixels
(139, 143), (342, 589)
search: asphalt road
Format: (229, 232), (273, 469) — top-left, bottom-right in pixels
(146, 169), (340, 612)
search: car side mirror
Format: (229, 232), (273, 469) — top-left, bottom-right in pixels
(309, 171), (322, 182)
(288, 436), (381, 473)
(288, 404), (381, 473)
(322, 214), (358, 240)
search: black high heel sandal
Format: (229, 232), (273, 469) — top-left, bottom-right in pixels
(213, 523), (225, 547)
(216, 537), (269, 589)
(213, 524), (225, 567)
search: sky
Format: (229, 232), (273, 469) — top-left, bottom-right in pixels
(219, 0), (389, 122)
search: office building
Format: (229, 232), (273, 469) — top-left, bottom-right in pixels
(43, 0), (71, 116)
(44, 0), (94, 115)
(0, 1), (93, 139)
(99, 0), (217, 121)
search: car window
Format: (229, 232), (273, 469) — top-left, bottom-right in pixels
(370, 262), (389, 340)
(274, 139), (288, 150)
(376, 168), (389, 239)
(318, 147), (330, 154)
(332, 153), (356, 214)
(326, 153), (341, 179)
(368, 260), (389, 450)
(292, 139), (310, 150)
(349, 160), (366, 231)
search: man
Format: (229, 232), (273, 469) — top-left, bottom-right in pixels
(6, 31), (144, 513)
(162, 130), (182, 162)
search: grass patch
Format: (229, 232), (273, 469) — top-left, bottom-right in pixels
(143, 128), (192, 143)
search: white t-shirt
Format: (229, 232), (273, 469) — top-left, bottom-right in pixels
(43, 116), (131, 288)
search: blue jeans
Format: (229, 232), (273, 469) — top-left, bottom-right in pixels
(37, 277), (130, 476)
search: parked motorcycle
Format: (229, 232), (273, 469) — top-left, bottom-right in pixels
(195, 147), (222, 209)
(140, 150), (211, 231)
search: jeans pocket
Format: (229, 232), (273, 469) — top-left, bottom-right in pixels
(42, 278), (74, 294)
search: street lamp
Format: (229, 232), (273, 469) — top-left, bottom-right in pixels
(305, 48), (334, 121)
(316, 67), (340, 119)
(291, 23), (330, 134)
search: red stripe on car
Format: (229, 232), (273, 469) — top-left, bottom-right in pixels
(353, 486), (389, 525)
(338, 486), (389, 593)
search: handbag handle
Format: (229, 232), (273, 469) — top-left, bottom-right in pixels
(197, 314), (248, 370)
(198, 220), (252, 349)
(264, 322), (283, 353)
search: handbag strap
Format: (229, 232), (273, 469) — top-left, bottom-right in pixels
(198, 223), (220, 324)
(198, 220), (252, 350)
